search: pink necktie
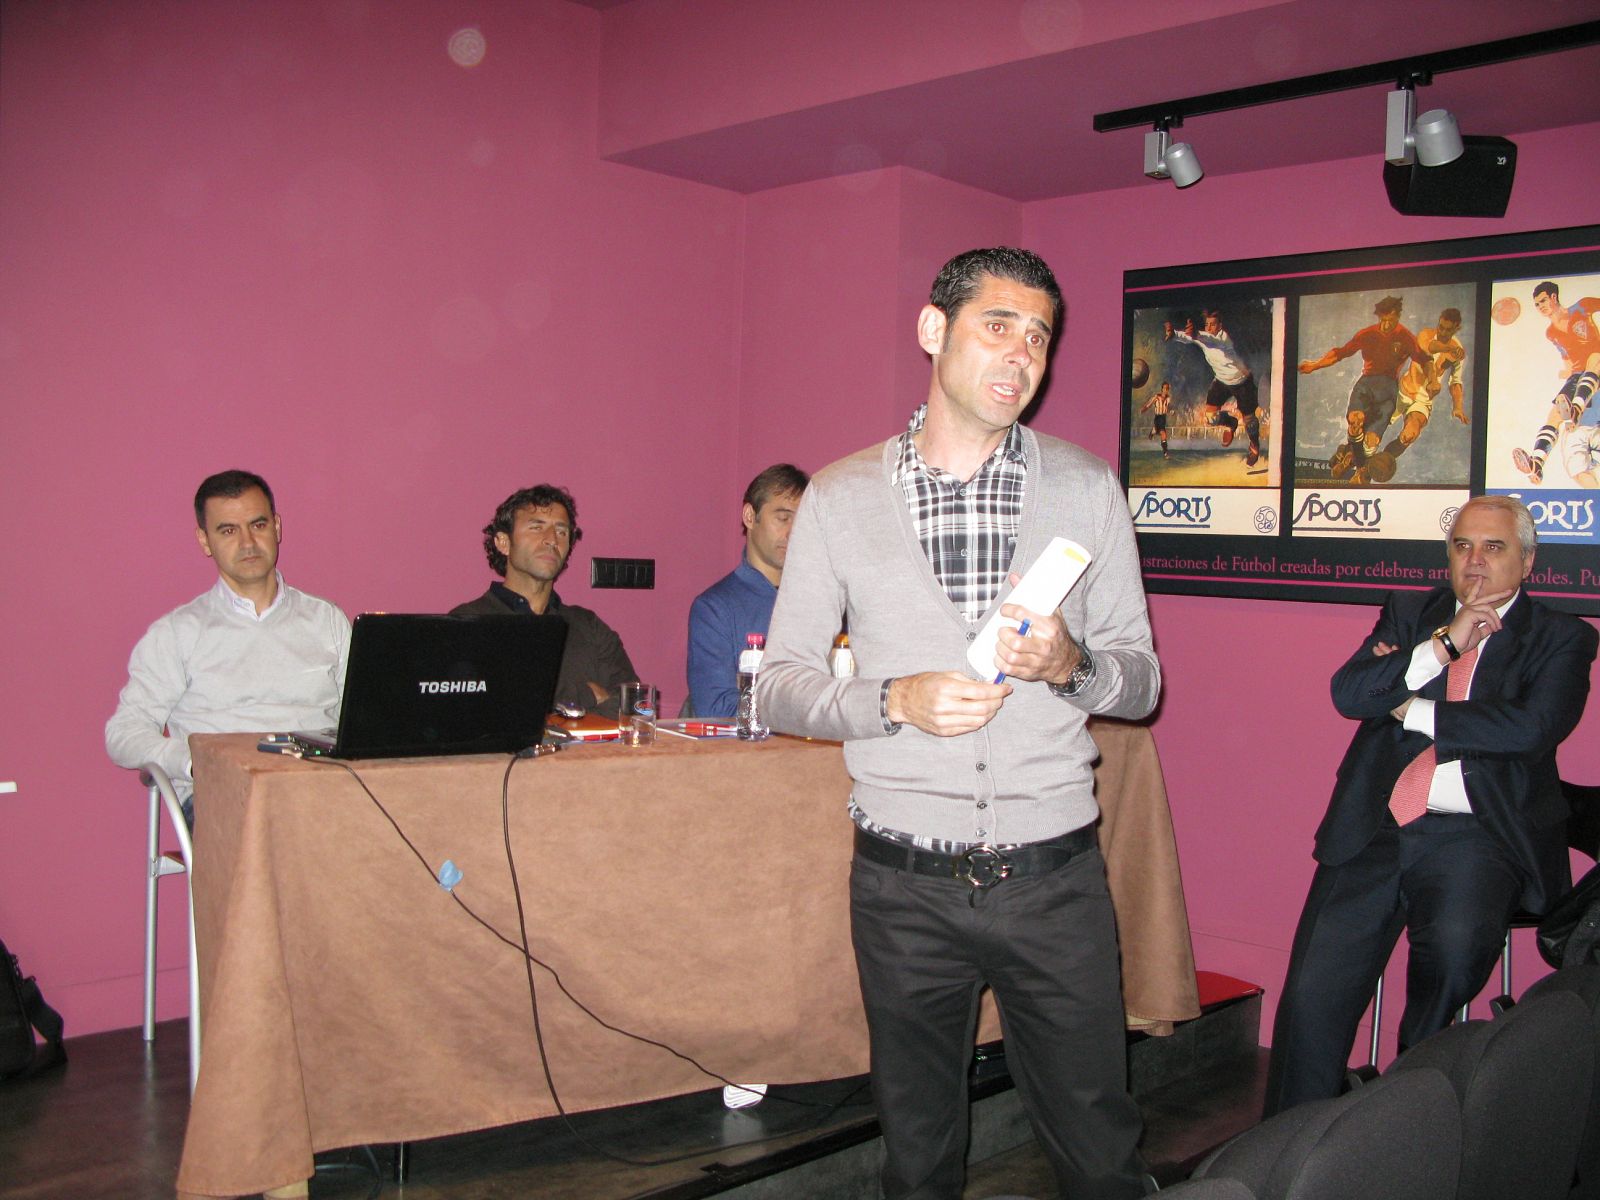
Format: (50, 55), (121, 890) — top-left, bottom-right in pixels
(1387, 643), (1478, 826)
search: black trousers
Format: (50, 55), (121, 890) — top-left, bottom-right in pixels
(1263, 812), (1523, 1116)
(849, 844), (1146, 1200)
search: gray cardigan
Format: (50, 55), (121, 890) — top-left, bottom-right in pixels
(759, 424), (1159, 845)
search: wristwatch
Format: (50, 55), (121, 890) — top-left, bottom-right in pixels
(1049, 644), (1096, 698)
(1432, 624), (1462, 662)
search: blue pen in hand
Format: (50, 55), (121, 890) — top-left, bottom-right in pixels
(994, 619), (1031, 684)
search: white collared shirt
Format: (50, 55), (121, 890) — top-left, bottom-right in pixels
(105, 572), (351, 794)
(1400, 593), (1518, 814)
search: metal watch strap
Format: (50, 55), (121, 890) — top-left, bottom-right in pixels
(1049, 644), (1096, 698)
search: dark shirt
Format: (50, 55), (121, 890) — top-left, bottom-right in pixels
(450, 583), (637, 717)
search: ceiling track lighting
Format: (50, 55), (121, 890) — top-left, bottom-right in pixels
(1094, 20), (1598, 196)
(1143, 119), (1204, 188)
(1384, 74), (1464, 168)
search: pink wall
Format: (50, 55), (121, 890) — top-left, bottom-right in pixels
(1, 0), (748, 1034)
(1023, 125), (1600, 1060)
(737, 170), (904, 482)
(737, 167), (1018, 484)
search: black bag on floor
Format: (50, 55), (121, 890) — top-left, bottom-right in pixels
(1538, 861), (1600, 969)
(0, 936), (66, 1080)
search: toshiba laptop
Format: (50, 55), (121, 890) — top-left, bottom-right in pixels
(290, 613), (567, 759)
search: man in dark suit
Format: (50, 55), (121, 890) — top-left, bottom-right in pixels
(1265, 494), (1597, 1114)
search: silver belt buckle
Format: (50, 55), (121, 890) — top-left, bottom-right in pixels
(955, 845), (1012, 889)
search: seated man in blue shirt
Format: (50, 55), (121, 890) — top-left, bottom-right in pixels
(686, 464), (809, 716)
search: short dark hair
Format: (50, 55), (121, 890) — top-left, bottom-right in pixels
(481, 484), (582, 577)
(1534, 281), (1560, 302)
(1438, 308), (1462, 326)
(929, 247), (1062, 329)
(742, 463), (809, 514)
(194, 470), (274, 528)
(1374, 296), (1403, 317)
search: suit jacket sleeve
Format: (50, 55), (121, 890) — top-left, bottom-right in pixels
(1329, 591), (1426, 721)
(1436, 614), (1597, 762)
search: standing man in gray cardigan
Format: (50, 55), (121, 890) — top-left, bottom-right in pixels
(760, 248), (1159, 1200)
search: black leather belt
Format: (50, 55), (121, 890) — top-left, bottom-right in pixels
(853, 824), (1096, 890)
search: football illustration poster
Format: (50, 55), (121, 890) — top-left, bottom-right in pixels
(1120, 224), (1600, 614)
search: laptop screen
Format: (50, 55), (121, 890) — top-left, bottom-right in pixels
(302, 612), (567, 759)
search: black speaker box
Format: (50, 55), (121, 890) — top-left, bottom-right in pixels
(1383, 135), (1517, 217)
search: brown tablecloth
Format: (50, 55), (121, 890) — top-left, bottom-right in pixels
(177, 721), (1196, 1198)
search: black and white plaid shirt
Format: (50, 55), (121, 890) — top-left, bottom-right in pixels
(850, 404), (1029, 852)
(891, 403), (1027, 621)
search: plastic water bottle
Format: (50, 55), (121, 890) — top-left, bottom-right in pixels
(827, 632), (856, 678)
(736, 633), (769, 741)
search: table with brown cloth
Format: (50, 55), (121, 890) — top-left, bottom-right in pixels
(177, 720), (1197, 1199)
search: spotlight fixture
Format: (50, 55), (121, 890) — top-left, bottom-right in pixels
(1384, 81), (1464, 168)
(1143, 121), (1204, 188)
(1094, 19), (1596, 209)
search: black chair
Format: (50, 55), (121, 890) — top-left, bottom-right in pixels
(1152, 1181), (1257, 1199)
(1193, 1067), (1459, 1200)
(1520, 964), (1600, 1200)
(1495, 781), (1600, 1007)
(1389, 990), (1593, 1200)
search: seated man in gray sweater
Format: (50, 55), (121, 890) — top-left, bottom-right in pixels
(761, 248), (1159, 1200)
(106, 470), (351, 821)
(451, 483), (636, 718)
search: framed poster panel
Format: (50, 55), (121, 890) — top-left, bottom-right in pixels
(1119, 224), (1600, 615)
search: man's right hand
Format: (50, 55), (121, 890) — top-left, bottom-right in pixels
(1448, 578), (1517, 655)
(887, 672), (1011, 737)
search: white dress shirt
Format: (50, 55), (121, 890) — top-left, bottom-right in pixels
(105, 573), (351, 793)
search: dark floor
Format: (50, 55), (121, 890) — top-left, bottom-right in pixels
(0, 1020), (1267, 1200)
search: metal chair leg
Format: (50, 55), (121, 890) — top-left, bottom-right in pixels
(1368, 973), (1384, 1068)
(144, 782), (160, 1042)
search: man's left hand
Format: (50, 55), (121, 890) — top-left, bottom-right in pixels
(994, 573), (1081, 686)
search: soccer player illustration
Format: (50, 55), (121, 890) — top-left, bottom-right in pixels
(1364, 308), (1469, 484)
(1141, 380), (1173, 459)
(1562, 424), (1600, 488)
(1164, 310), (1264, 467)
(1510, 280), (1600, 485)
(1299, 296), (1435, 482)
(1127, 297), (1281, 489)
